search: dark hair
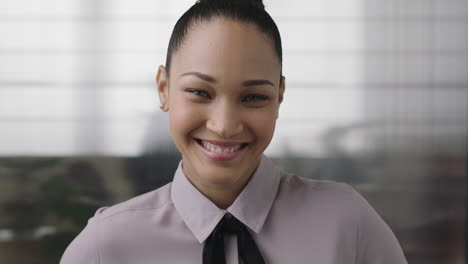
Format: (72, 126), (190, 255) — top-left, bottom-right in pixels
(164, 0), (283, 79)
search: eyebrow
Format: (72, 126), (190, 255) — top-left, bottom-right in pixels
(179, 71), (274, 87)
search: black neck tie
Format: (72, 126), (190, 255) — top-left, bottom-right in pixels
(203, 214), (265, 264)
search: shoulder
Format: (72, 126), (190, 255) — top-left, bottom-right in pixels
(60, 183), (174, 263)
(278, 171), (362, 206)
(94, 181), (173, 220)
(274, 171), (375, 227)
(277, 172), (407, 263)
(276, 172), (407, 263)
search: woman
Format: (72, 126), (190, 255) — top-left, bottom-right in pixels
(61, 0), (408, 263)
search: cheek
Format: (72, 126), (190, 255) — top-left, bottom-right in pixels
(247, 108), (277, 143)
(168, 97), (202, 146)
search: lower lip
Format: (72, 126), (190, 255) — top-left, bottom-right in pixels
(195, 140), (247, 161)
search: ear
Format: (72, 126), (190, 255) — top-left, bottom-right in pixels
(276, 76), (285, 119)
(278, 75), (285, 104)
(156, 65), (169, 112)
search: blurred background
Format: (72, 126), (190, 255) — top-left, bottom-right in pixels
(0, 0), (466, 263)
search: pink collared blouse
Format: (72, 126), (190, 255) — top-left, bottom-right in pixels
(60, 154), (408, 264)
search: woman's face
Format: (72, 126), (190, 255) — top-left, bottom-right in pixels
(157, 17), (285, 192)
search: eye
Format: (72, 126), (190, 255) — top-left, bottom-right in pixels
(243, 94), (269, 103)
(187, 89), (211, 99)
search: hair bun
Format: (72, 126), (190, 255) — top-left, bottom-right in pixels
(198, 0), (265, 9)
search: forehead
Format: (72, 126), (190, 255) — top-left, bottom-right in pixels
(170, 17), (280, 81)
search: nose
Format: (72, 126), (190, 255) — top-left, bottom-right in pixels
(206, 101), (243, 139)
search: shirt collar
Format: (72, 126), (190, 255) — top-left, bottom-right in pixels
(171, 154), (281, 244)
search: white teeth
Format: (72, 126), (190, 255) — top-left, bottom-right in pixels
(201, 141), (242, 153)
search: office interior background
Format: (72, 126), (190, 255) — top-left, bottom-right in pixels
(0, 0), (466, 263)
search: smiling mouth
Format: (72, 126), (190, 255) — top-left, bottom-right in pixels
(194, 138), (249, 153)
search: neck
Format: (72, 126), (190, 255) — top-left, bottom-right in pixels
(181, 159), (260, 210)
(202, 183), (245, 209)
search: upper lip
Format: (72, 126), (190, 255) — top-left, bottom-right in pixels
(195, 138), (248, 147)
